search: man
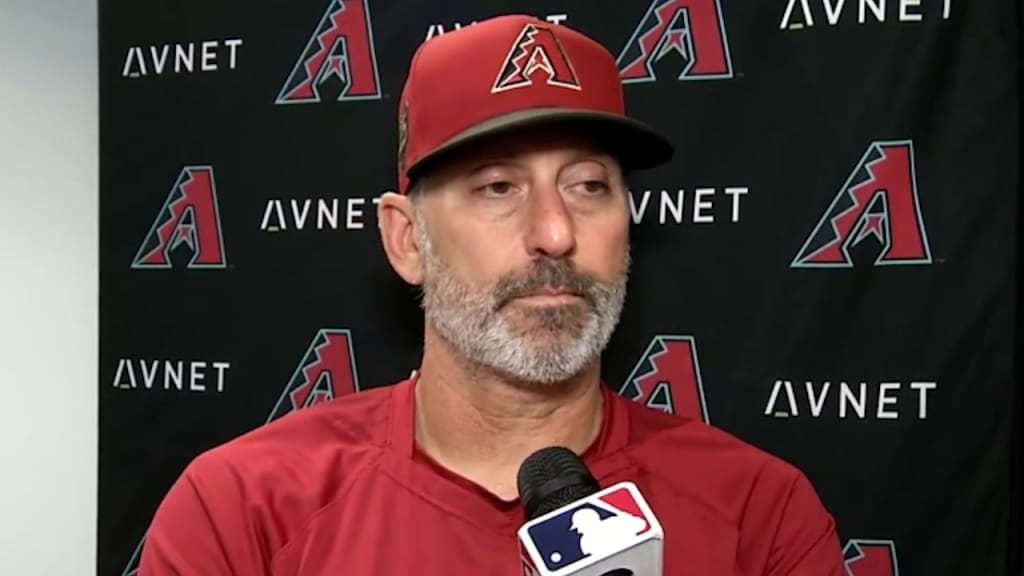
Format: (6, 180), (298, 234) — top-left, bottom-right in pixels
(139, 15), (845, 575)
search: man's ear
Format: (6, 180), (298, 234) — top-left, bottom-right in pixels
(377, 191), (424, 286)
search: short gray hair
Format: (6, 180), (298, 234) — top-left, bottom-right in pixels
(407, 178), (429, 228)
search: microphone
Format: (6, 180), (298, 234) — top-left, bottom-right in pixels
(516, 447), (663, 576)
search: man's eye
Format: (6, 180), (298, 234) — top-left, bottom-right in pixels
(480, 181), (515, 196)
(578, 180), (610, 195)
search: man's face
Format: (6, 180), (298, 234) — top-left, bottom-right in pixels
(413, 126), (631, 384)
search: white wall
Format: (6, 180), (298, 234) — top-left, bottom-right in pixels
(0, 1), (98, 574)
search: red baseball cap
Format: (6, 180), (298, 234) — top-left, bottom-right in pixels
(396, 14), (674, 194)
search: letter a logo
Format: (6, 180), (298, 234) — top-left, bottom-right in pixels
(266, 329), (360, 422)
(132, 166), (226, 269)
(618, 0), (734, 83)
(843, 539), (899, 576)
(276, 0), (382, 104)
(619, 335), (710, 423)
(492, 23), (581, 93)
(792, 140), (932, 268)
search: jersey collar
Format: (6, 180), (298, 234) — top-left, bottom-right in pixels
(379, 372), (635, 533)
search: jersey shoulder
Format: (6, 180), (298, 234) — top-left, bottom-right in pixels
(189, 381), (396, 478)
(142, 382), (406, 570)
(620, 398), (812, 523)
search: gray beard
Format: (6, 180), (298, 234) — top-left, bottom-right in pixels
(415, 212), (629, 385)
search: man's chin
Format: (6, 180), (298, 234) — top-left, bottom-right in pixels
(489, 352), (591, 386)
(461, 329), (602, 385)
(502, 317), (589, 342)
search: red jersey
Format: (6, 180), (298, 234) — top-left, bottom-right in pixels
(139, 376), (845, 575)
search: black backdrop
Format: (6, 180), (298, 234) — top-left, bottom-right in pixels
(98, 1), (1023, 574)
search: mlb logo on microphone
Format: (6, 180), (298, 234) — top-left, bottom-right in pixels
(519, 482), (663, 576)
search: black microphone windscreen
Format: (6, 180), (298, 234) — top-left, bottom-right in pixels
(517, 446), (600, 520)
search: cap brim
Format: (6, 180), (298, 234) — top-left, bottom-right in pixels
(406, 108), (674, 182)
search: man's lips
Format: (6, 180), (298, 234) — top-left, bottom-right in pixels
(527, 287), (577, 297)
(513, 288), (582, 303)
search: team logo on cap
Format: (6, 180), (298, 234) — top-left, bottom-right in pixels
(492, 23), (581, 93)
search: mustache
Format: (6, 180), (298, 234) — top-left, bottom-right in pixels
(492, 258), (600, 309)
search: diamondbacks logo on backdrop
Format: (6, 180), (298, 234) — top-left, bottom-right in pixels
(844, 539), (900, 576)
(276, 0), (381, 104)
(792, 140), (931, 268)
(618, 0), (734, 82)
(492, 23), (581, 93)
(267, 328), (360, 422)
(119, 328), (361, 574)
(132, 166), (226, 269)
(618, 335), (710, 423)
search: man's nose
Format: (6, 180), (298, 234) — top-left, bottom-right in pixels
(522, 183), (576, 259)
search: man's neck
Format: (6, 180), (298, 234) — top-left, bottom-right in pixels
(413, 327), (605, 502)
